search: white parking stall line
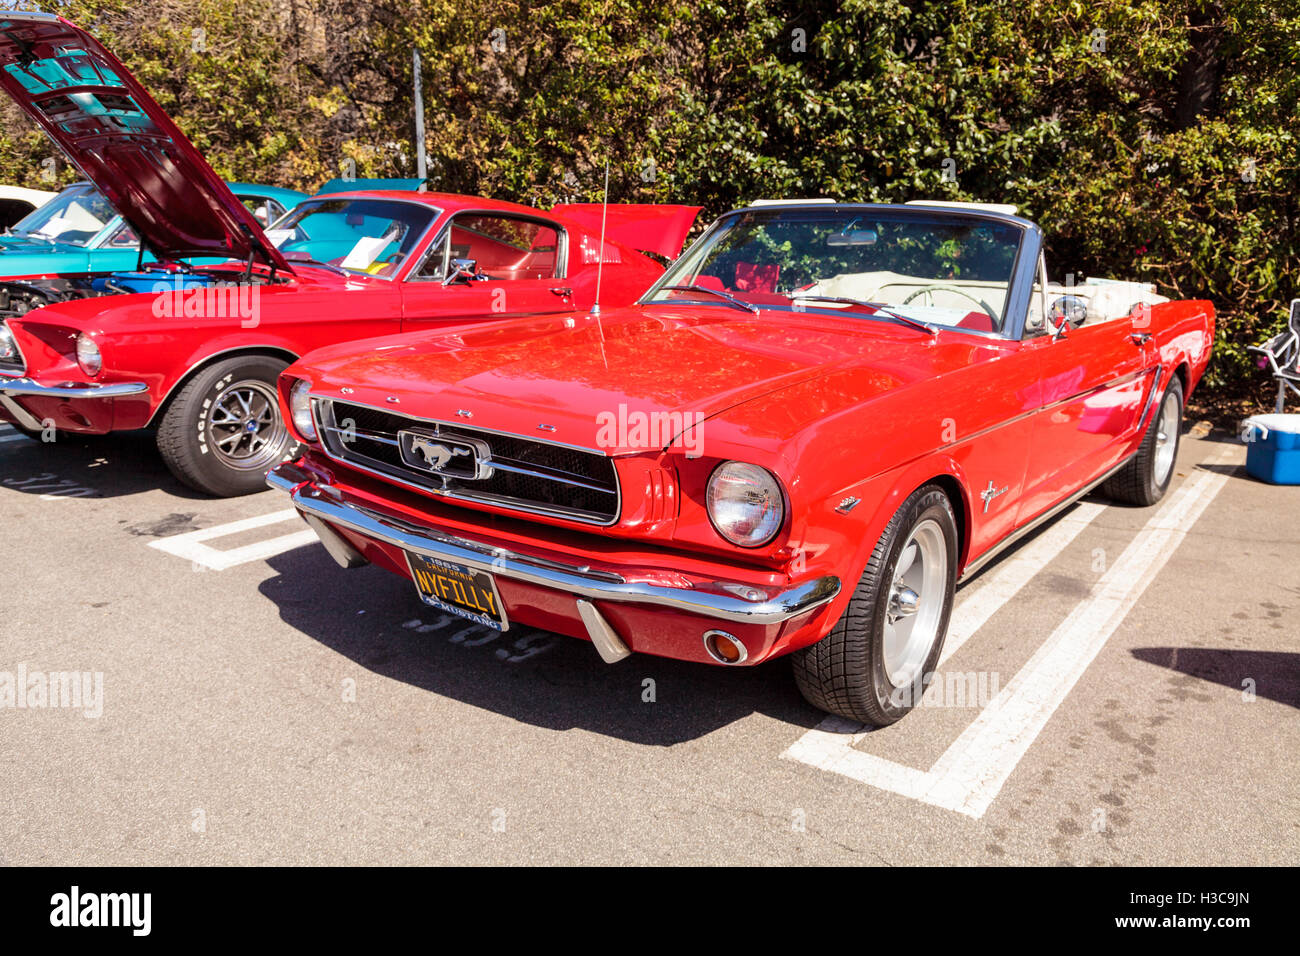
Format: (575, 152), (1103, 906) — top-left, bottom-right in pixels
(783, 446), (1241, 817)
(148, 509), (317, 570)
(940, 501), (1107, 666)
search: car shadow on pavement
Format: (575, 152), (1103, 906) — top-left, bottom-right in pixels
(0, 429), (207, 499)
(1131, 647), (1300, 708)
(258, 544), (824, 745)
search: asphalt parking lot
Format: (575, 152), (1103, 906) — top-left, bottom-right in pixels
(0, 420), (1296, 865)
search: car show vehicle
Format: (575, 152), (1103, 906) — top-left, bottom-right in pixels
(0, 183), (56, 229)
(0, 12), (699, 496)
(268, 200), (1215, 724)
(0, 179), (308, 286)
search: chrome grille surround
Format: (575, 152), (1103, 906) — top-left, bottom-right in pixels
(313, 398), (621, 526)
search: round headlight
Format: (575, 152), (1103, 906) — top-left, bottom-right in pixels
(75, 333), (102, 376)
(289, 378), (317, 441)
(706, 461), (785, 547)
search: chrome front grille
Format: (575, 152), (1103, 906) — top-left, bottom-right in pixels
(315, 399), (620, 525)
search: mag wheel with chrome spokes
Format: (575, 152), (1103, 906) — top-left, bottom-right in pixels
(206, 380), (286, 472)
(792, 484), (958, 726)
(1103, 375), (1183, 507)
(157, 355), (298, 498)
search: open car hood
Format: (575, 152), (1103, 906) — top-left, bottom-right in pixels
(0, 13), (291, 272)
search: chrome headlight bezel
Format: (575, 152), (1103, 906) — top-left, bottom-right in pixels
(706, 461), (786, 548)
(289, 378), (317, 442)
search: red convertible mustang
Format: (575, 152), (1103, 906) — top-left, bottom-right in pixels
(267, 200), (1214, 723)
(0, 12), (697, 495)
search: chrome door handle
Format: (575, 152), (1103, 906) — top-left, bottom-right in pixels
(550, 287), (573, 297)
(1130, 332), (1151, 345)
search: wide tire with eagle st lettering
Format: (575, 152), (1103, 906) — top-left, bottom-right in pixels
(156, 355), (298, 497)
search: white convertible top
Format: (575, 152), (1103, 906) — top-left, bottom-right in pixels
(905, 200), (1020, 216)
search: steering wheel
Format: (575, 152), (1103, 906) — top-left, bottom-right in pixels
(903, 285), (999, 326)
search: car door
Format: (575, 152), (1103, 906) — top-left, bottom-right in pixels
(1017, 282), (1156, 524)
(399, 211), (574, 329)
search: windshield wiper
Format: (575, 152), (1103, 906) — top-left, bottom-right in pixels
(660, 284), (759, 313)
(790, 295), (937, 337)
(288, 257), (349, 277)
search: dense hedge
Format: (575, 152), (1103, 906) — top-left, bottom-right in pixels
(3, 0), (1297, 401)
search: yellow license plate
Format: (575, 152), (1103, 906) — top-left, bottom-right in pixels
(404, 552), (509, 631)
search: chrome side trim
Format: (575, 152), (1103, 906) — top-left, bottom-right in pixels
(0, 377), (148, 399)
(577, 599), (632, 662)
(268, 462), (841, 626)
(959, 457), (1128, 582)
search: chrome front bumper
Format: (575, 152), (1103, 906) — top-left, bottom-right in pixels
(267, 461), (841, 631)
(0, 376), (149, 430)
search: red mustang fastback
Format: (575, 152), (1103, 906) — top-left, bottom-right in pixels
(268, 200), (1214, 724)
(0, 12), (697, 496)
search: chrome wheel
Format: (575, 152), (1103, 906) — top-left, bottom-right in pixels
(206, 380), (286, 471)
(1153, 389), (1180, 486)
(883, 518), (947, 687)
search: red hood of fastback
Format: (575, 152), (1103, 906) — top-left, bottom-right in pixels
(0, 12), (291, 272)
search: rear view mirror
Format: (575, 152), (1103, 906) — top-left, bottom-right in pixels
(826, 229), (877, 247)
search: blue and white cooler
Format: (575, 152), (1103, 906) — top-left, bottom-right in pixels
(1240, 413), (1300, 485)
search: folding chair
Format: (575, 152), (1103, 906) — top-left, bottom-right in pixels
(1248, 298), (1300, 413)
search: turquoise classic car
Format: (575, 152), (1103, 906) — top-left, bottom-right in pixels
(0, 180), (308, 279)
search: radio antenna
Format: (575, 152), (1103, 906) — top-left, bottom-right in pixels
(591, 160), (610, 317)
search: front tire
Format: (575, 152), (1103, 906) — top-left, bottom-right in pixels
(1102, 376), (1183, 506)
(792, 485), (958, 725)
(156, 355), (296, 497)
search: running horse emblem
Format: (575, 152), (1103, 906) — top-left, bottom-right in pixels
(409, 437), (472, 472)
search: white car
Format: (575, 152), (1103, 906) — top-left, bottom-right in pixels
(0, 184), (57, 231)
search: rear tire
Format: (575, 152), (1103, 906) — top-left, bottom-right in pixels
(156, 355), (297, 497)
(1102, 376), (1183, 506)
(792, 485), (958, 725)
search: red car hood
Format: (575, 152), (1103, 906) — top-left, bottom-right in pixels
(0, 12), (291, 272)
(550, 204), (702, 259)
(299, 307), (923, 454)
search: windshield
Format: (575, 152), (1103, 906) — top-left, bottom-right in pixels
(265, 198), (439, 277)
(7, 183), (118, 246)
(645, 206), (1026, 334)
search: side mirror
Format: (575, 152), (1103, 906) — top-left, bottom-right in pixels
(442, 258), (480, 286)
(1048, 295), (1087, 339)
